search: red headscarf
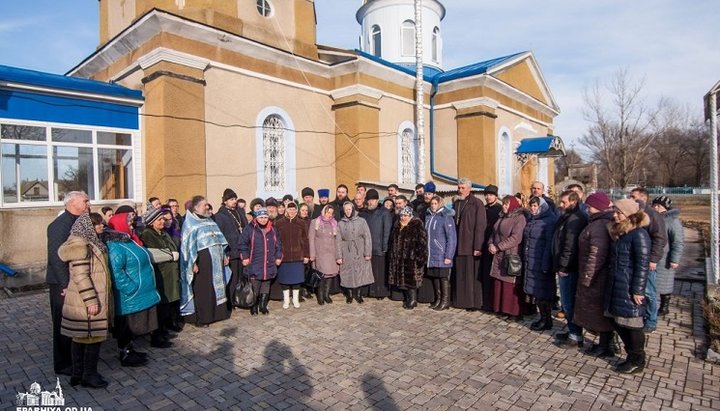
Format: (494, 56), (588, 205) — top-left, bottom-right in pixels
(108, 213), (143, 246)
(505, 196), (521, 213)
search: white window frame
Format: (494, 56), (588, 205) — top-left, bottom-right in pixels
(432, 27), (440, 62)
(401, 20), (415, 57)
(497, 127), (513, 197)
(397, 121), (418, 184)
(256, 0), (273, 17)
(0, 118), (140, 209)
(370, 24), (382, 58)
(255, 107), (296, 199)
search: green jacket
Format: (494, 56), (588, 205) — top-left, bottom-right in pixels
(140, 228), (180, 303)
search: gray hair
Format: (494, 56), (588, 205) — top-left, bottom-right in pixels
(64, 191), (87, 206)
(458, 178), (472, 187)
(531, 181), (545, 189)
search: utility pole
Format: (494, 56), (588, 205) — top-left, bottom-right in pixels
(415, 0), (425, 184)
(709, 88), (719, 284)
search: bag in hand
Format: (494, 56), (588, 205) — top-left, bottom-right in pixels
(233, 277), (256, 308)
(504, 254), (522, 277)
(305, 267), (324, 289)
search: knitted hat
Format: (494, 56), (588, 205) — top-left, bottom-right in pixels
(424, 182), (437, 194)
(585, 192), (613, 211)
(652, 196), (672, 210)
(254, 208), (269, 217)
(282, 194), (294, 203)
(301, 187), (314, 198)
(613, 199), (640, 217)
(265, 197), (279, 207)
(318, 188), (330, 198)
(483, 184), (499, 196)
(249, 197), (265, 210)
(365, 189), (380, 200)
(399, 206), (414, 216)
(143, 207), (167, 226)
(222, 188), (237, 202)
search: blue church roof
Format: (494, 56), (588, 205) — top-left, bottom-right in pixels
(0, 64), (143, 100)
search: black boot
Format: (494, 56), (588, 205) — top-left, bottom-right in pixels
(429, 279), (441, 309)
(402, 290), (409, 309)
(659, 294), (670, 316)
(70, 341), (85, 387)
(354, 288), (364, 304)
(303, 286), (313, 300)
(82, 343), (108, 389)
(531, 301), (552, 331)
(317, 279), (326, 306)
(250, 297), (259, 315)
(259, 293), (270, 315)
(324, 278), (333, 304)
(435, 278), (451, 311)
(345, 288), (353, 304)
(404, 289), (418, 310)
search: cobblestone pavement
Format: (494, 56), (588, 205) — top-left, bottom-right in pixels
(0, 279), (717, 411)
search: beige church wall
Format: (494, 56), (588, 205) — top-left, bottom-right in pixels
(431, 106), (459, 182)
(435, 85), (553, 125)
(494, 60), (549, 106)
(203, 67), (336, 204)
(376, 98), (414, 184)
(456, 106), (497, 186)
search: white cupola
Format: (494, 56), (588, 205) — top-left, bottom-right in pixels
(357, 0), (446, 72)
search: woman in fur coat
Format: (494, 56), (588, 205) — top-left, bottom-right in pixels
(389, 206), (429, 310)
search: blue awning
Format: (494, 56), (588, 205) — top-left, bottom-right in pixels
(516, 135), (566, 157)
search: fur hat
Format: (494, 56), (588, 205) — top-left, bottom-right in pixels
(249, 197), (265, 210)
(282, 194), (294, 203)
(652, 195), (672, 210)
(318, 189), (330, 198)
(483, 185), (499, 196)
(222, 188), (237, 202)
(365, 189), (380, 201)
(613, 199), (640, 217)
(424, 182), (436, 194)
(301, 187), (314, 198)
(585, 192), (613, 211)
(265, 197), (279, 207)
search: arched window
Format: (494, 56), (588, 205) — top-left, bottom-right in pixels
(432, 27), (440, 62)
(401, 20), (415, 57)
(370, 25), (382, 57)
(497, 129), (513, 196)
(262, 115), (285, 192)
(397, 121), (418, 184)
(256, 0), (272, 17)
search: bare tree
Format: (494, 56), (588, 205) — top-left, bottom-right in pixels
(554, 148), (584, 182)
(580, 69), (658, 189)
(683, 122), (711, 186)
(650, 99), (693, 186)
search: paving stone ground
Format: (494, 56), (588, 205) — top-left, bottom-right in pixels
(1, 227), (717, 410)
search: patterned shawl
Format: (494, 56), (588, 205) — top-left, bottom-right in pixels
(69, 213), (107, 253)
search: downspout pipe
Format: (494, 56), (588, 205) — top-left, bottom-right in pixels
(429, 78), (485, 189)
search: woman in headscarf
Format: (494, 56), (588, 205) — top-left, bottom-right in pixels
(488, 195), (528, 319)
(240, 208), (283, 315)
(522, 196), (559, 331)
(652, 196), (685, 317)
(424, 196), (456, 311)
(388, 206), (428, 310)
(308, 205), (340, 305)
(106, 212), (161, 365)
(336, 201), (374, 303)
(275, 202), (309, 309)
(58, 214), (112, 388)
(180, 196), (230, 326)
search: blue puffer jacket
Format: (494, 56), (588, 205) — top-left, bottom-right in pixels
(108, 240), (161, 316)
(425, 206), (457, 268)
(605, 215), (651, 319)
(239, 219), (283, 281)
(522, 203), (558, 300)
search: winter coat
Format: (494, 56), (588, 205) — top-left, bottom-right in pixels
(641, 202), (668, 264)
(605, 214), (651, 319)
(453, 195), (487, 256)
(308, 216), (339, 277)
(522, 205), (558, 300)
(239, 220), (283, 281)
(58, 236), (111, 340)
(336, 211), (374, 288)
(483, 202), (503, 251)
(359, 206), (394, 256)
(388, 218), (428, 289)
(573, 210), (615, 333)
(489, 209), (527, 284)
(656, 208), (685, 295)
(46, 210), (79, 287)
(275, 216), (310, 262)
(425, 206), (457, 268)
(107, 239), (161, 316)
(551, 205), (588, 274)
(140, 227), (181, 303)
(213, 205), (245, 259)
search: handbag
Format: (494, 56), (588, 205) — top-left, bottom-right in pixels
(504, 254), (522, 277)
(305, 266), (324, 289)
(233, 277), (256, 309)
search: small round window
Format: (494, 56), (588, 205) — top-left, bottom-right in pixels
(256, 0), (272, 17)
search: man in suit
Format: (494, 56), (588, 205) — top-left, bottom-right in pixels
(47, 191), (90, 375)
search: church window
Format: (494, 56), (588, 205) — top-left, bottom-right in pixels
(401, 20), (415, 57)
(256, 0), (272, 17)
(497, 130), (513, 196)
(262, 115), (285, 192)
(399, 125), (417, 184)
(432, 27), (440, 62)
(371, 25), (382, 57)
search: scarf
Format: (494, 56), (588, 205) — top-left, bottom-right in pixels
(315, 204), (338, 234)
(108, 213), (143, 246)
(179, 211), (229, 316)
(69, 213), (107, 253)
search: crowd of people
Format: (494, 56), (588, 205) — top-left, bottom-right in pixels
(46, 180), (685, 388)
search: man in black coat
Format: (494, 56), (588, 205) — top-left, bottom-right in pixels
(214, 188), (246, 312)
(531, 181), (556, 213)
(552, 190), (588, 348)
(414, 182), (436, 223)
(330, 184), (350, 221)
(630, 187), (668, 333)
(301, 187), (320, 220)
(481, 184), (503, 311)
(452, 178), (487, 310)
(359, 189), (394, 298)
(47, 191), (90, 375)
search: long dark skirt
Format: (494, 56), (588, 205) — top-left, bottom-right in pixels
(452, 255), (483, 309)
(480, 251), (494, 311)
(185, 249), (231, 326)
(492, 278), (524, 316)
(367, 255), (390, 298)
(225, 258), (242, 311)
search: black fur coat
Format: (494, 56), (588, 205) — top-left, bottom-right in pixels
(388, 218), (428, 289)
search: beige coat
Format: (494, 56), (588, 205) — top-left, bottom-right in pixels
(58, 236), (112, 341)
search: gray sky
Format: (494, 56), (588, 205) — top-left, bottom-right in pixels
(1, 1), (718, 156)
